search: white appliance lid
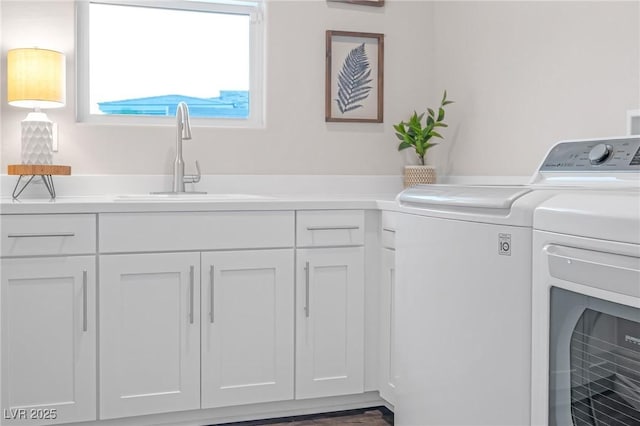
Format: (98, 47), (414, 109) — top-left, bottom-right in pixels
(534, 191), (640, 244)
(397, 185), (532, 210)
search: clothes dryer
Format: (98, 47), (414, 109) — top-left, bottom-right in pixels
(531, 191), (640, 426)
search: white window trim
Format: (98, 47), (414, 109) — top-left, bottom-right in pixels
(75, 0), (265, 128)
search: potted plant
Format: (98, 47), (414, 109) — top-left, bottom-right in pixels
(393, 90), (453, 187)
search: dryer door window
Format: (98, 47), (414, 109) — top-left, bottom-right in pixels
(549, 288), (640, 426)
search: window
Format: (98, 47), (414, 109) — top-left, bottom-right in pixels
(76, 0), (264, 127)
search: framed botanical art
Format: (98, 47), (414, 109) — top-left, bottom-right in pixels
(325, 30), (384, 123)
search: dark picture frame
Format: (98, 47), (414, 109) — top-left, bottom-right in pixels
(328, 0), (385, 7)
(325, 30), (384, 123)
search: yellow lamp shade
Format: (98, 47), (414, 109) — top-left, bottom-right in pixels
(7, 48), (66, 109)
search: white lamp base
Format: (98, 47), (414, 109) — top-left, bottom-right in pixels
(21, 111), (53, 165)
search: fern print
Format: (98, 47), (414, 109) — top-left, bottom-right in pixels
(335, 43), (373, 114)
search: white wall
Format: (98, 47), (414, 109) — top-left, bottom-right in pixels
(0, 0), (435, 175)
(430, 1), (639, 177)
(1, 1), (638, 177)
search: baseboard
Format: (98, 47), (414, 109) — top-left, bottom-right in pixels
(68, 392), (386, 426)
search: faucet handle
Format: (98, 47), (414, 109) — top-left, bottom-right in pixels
(184, 160), (202, 184)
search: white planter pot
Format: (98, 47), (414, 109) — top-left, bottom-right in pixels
(404, 165), (436, 188)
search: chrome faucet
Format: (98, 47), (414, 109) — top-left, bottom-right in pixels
(172, 102), (203, 193)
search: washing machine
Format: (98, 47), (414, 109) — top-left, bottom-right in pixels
(395, 136), (640, 426)
(531, 190), (640, 426)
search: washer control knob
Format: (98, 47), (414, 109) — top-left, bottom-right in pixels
(588, 143), (612, 164)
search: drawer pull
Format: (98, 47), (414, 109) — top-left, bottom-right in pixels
(82, 270), (88, 332)
(306, 225), (359, 231)
(382, 227), (396, 233)
(304, 261), (310, 318)
(7, 232), (75, 238)
(209, 265), (215, 324)
(189, 266), (195, 325)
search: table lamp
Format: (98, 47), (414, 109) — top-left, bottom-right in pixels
(7, 47), (66, 165)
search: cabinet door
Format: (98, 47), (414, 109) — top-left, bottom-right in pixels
(201, 250), (294, 408)
(379, 248), (397, 406)
(296, 247), (364, 399)
(99, 253), (200, 419)
(1, 256), (96, 425)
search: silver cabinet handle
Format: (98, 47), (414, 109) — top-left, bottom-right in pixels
(304, 261), (310, 318)
(306, 225), (359, 231)
(382, 227), (396, 233)
(189, 266), (194, 325)
(82, 270), (88, 332)
(209, 265), (215, 323)
(7, 232), (75, 238)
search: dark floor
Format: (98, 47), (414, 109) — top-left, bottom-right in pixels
(215, 407), (394, 426)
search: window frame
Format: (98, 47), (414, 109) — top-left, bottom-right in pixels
(75, 0), (265, 127)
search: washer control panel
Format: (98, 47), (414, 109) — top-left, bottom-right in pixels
(540, 137), (640, 171)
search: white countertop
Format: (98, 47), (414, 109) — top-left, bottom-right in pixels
(0, 193), (401, 214)
(0, 173), (532, 214)
(0, 174), (405, 213)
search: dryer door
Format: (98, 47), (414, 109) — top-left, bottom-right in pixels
(549, 288), (640, 426)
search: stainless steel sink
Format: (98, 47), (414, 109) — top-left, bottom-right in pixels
(113, 193), (273, 202)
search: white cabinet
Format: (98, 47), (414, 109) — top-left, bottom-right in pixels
(379, 212), (398, 405)
(295, 247), (365, 399)
(1, 214), (97, 426)
(1, 207), (376, 423)
(99, 211), (293, 253)
(98, 211), (295, 418)
(201, 250), (294, 408)
(379, 248), (397, 405)
(1, 214), (96, 257)
(99, 253), (201, 419)
(294, 210), (366, 400)
(296, 210), (365, 247)
(1, 256), (97, 425)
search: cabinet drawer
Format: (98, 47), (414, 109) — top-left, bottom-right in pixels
(296, 210), (364, 247)
(1, 214), (96, 257)
(99, 211), (294, 253)
(381, 211), (397, 250)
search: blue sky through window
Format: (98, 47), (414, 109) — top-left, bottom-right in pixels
(89, 2), (250, 118)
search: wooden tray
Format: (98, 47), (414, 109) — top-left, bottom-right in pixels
(8, 164), (71, 176)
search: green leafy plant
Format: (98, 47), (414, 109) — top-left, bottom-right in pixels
(393, 90), (454, 165)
